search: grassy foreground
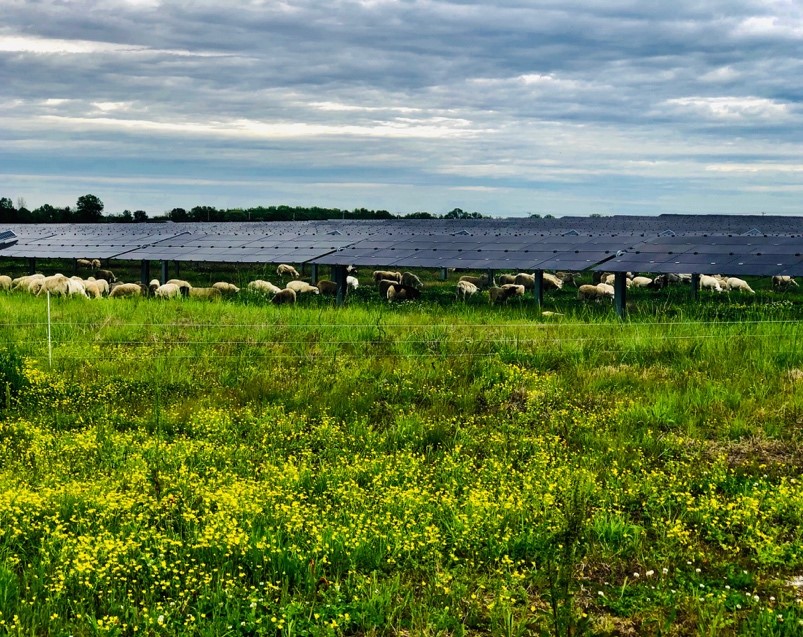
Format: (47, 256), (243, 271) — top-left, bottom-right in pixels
(2, 292), (803, 636)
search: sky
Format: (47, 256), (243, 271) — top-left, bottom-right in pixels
(1, 0), (802, 218)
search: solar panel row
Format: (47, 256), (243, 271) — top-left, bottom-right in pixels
(2, 218), (802, 277)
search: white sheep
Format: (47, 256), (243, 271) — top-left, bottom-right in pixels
(459, 274), (490, 289)
(286, 280), (320, 295)
(772, 275), (798, 290)
(12, 274), (44, 292)
(456, 279), (479, 300)
(496, 274), (517, 285)
(346, 275), (359, 290)
(166, 279), (192, 294)
(489, 284), (525, 305)
(630, 276), (653, 288)
(726, 277), (755, 294)
(0, 275), (11, 291)
(212, 281), (240, 295)
(88, 277), (109, 296)
(277, 264), (301, 279)
(699, 275), (723, 293)
(36, 274), (70, 297)
(189, 287), (223, 300)
(577, 283), (614, 301)
(373, 270), (402, 284)
(155, 283), (182, 299)
(109, 283), (143, 298)
(248, 279), (282, 295)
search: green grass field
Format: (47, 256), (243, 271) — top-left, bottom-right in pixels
(2, 267), (803, 635)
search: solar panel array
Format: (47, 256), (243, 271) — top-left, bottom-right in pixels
(1, 214), (802, 277)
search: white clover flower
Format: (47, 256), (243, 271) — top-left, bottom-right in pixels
(633, 572), (640, 578)
(662, 568), (669, 575)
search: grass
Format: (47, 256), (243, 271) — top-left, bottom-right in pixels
(2, 268), (803, 635)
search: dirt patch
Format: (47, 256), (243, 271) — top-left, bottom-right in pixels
(707, 437), (803, 472)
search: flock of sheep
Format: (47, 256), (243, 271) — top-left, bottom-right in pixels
(0, 262), (799, 307)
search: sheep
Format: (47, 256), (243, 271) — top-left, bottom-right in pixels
(66, 278), (88, 297)
(12, 274), (44, 292)
(35, 274), (70, 297)
(373, 270), (402, 284)
(772, 275), (798, 290)
(88, 277), (109, 296)
(316, 280), (339, 296)
(155, 283), (182, 299)
(212, 281), (240, 295)
(0, 275), (11, 291)
(109, 283), (143, 298)
(386, 284), (421, 302)
(277, 264), (301, 279)
(166, 279), (192, 295)
(727, 277), (755, 294)
(148, 278), (161, 296)
(271, 288), (297, 304)
(286, 280), (321, 295)
(401, 272), (423, 288)
(578, 283), (614, 301)
(248, 279), (282, 295)
(346, 275), (359, 290)
(489, 284), (525, 305)
(630, 276), (654, 288)
(699, 275), (723, 293)
(556, 271), (580, 287)
(514, 272), (562, 291)
(76, 258), (94, 269)
(95, 269), (117, 283)
(456, 279), (479, 300)
(83, 280), (104, 298)
(458, 274), (490, 289)
(496, 274), (517, 285)
(189, 287), (223, 300)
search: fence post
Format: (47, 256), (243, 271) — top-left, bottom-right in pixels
(47, 290), (52, 369)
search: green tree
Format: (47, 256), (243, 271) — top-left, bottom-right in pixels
(0, 197), (15, 222)
(133, 210), (148, 222)
(75, 194), (104, 222)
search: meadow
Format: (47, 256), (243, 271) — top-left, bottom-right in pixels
(2, 266), (803, 635)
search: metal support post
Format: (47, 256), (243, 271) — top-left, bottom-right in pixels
(614, 272), (628, 319)
(140, 260), (150, 286)
(440, 268), (448, 281)
(334, 264), (347, 306)
(533, 270), (544, 307)
(690, 273), (700, 300)
(311, 263), (318, 285)
(161, 260), (169, 283)
(28, 258), (36, 275)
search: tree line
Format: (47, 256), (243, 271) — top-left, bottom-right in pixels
(0, 195), (493, 223)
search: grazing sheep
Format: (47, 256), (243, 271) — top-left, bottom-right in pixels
(542, 272), (564, 291)
(556, 271), (580, 286)
(286, 280), (321, 295)
(346, 275), (359, 290)
(76, 258), (94, 268)
(277, 264), (301, 279)
(66, 278), (88, 297)
(727, 277), (755, 294)
(386, 284), (421, 302)
(456, 279), (479, 300)
(514, 272), (562, 291)
(578, 283), (614, 301)
(155, 283), (182, 299)
(88, 277), (109, 296)
(316, 280), (338, 296)
(699, 275), (723, 293)
(109, 283), (143, 298)
(271, 288), (297, 304)
(166, 279), (192, 295)
(373, 270), (402, 284)
(378, 279), (400, 298)
(401, 272), (423, 288)
(35, 274), (71, 297)
(772, 275), (798, 290)
(630, 276), (654, 288)
(84, 280), (103, 298)
(489, 284), (525, 305)
(212, 281), (240, 295)
(12, 274), (44, 292)
(496, 274), (517, 285)
(458, 274), (490, 289)
(0, 275), (11, 291)
(148, 278), (161, 296)
(95, 269), (117, 283)
(248, 279), (282, 295)
(189, 287), (223, 300)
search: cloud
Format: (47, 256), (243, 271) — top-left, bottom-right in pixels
(0, 0), (802, 215)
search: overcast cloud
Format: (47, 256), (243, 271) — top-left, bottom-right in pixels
(1, 0), (802, 216)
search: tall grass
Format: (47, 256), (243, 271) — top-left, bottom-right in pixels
(2, 286), (803, 635)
